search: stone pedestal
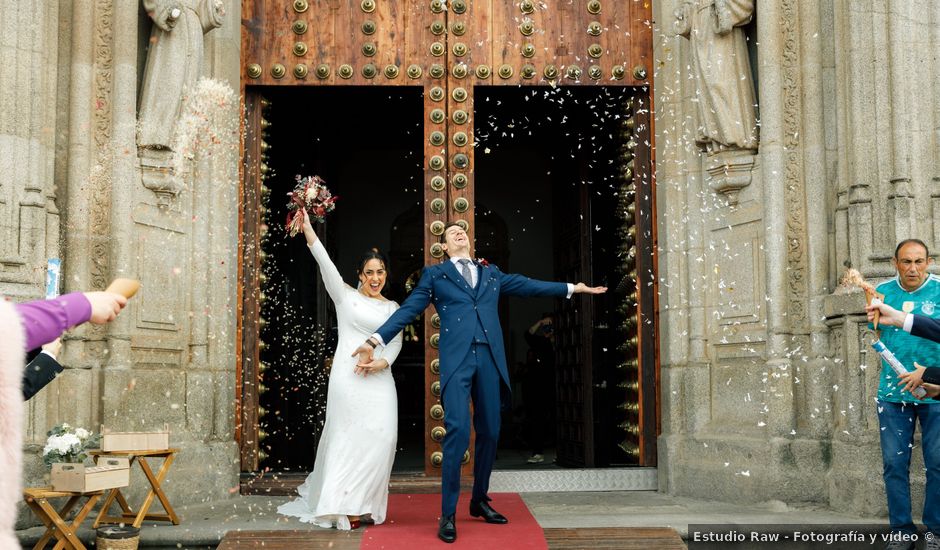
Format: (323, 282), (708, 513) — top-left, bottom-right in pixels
(139, 148), (182, 208)
(706, 149), (756, 205)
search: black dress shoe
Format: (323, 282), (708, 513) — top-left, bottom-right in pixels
(438, 514), (457, 543)
(469, 500), (508, 524)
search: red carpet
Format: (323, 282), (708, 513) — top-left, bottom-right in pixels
(360, 493), (547, 549)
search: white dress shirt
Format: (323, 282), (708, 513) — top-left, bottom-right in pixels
(903, 313), (914, 333)
(451, 256), (478, 288)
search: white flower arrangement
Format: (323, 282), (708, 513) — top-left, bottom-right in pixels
(42, 423), (100, 466)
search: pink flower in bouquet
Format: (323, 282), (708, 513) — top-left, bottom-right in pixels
(286, 175), (338, 237)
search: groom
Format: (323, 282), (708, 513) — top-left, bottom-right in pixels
(355, 223), (606, 543)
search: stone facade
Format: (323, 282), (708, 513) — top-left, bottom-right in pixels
(3, 2), (242, 528)
(3, 0), (939, 530)
(655, 0), (940, 517)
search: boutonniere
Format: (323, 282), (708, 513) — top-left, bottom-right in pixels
(475, 258), (489, 267)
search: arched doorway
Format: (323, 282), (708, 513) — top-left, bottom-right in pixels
(237, 0), (656, 489)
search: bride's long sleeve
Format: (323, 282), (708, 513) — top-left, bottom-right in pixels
(374, 304), (404, 368)
(308, 240), (348, 306)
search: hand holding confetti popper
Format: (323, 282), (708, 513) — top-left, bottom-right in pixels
(841, 266), (926, 398)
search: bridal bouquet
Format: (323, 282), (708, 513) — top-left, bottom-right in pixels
(286, 175), (338, 237)
(42, 423), (100, 466)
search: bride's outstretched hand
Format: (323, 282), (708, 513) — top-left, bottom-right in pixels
(301, 209), (317, 245)
(354, 358), (389, 377)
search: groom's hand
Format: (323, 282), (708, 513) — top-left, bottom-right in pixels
(574, 282), (607, 295)
(352, 341), (375, 365)
(865, 299), (905, 328)
(918, 383), (940, 400)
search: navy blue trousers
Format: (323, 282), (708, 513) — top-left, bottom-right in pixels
(440, 343), (501, 516)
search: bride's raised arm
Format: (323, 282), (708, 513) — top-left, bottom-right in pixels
(301, 209), (348, 305)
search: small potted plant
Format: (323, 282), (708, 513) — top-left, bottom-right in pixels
(42, 423), (99, 467)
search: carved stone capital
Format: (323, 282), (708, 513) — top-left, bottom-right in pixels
(888, 177), (913, 199)
(139, 148), (181, 207)
(823, 288), (866, 319)
(705, 149), (756, 205)
(848, 183), (872, 204)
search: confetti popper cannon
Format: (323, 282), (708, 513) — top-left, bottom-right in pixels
(865, 287), (885, 330)
(842, 267), (925, 398)
(106, 278), (141, 299)
(870, 340), (928, 399)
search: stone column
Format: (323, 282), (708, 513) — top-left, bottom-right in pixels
(57, 0), (113, 434)
(799, 0), (834, 441)
(756, 0), (796, 436)
(833, 0), (878, 275)
(193, 7), (241, 492)
(653, 37), (693, 370)
(106, 2), (140, 362)
(653, 0), (693, 495)
(886, 0), (915, 243)
(934, 0), (940, 245)
(682, 153), (710, 436)
(0, 1), (61, 297)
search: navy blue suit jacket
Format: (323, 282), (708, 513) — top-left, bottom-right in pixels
(22, 352), (63, 400)
(376, 260), (568, 392)
(910, 314), (940, 385)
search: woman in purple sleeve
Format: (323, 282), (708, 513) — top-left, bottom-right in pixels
(15, 291), (127, 351)
(0, 291), (126, 546)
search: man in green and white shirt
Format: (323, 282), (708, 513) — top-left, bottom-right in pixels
(872, 239), (940, 549)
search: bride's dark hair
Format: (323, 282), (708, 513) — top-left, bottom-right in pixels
(357, 247), (388, 275)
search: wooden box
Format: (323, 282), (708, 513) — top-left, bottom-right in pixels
(101, 426), (170, 452)
(51, 456), (130, 493)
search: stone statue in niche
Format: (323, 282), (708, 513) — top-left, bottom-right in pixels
(138, 0), (224, 203)
(675, 0), (759, 204)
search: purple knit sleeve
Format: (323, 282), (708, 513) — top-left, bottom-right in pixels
(13, 292), (92, 351)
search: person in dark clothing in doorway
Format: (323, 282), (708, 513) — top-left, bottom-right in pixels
(522, 314), (555, 464)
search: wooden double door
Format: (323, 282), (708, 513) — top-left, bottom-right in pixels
(237, 0), (656, 480)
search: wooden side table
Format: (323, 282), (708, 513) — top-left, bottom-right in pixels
(90, 448), (180, 528)
(23, 487), (103, 550)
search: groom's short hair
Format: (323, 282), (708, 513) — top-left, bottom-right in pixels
(439, 222), (463, 244)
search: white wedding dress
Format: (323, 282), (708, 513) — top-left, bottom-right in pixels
(277, 240), (402, 530)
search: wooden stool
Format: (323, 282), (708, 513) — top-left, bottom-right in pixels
(90, 448), (180, 528)
(23, 487), (103, 550)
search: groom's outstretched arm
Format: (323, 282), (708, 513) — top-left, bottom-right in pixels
(497, 266), (607, 298)
(499, 270), (568, 298)
(352, 266), (435, 362)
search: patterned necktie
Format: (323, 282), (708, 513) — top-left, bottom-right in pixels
(458, 259), (474, 288)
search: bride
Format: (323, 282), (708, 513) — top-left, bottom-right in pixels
(278, 209), (403, 530)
